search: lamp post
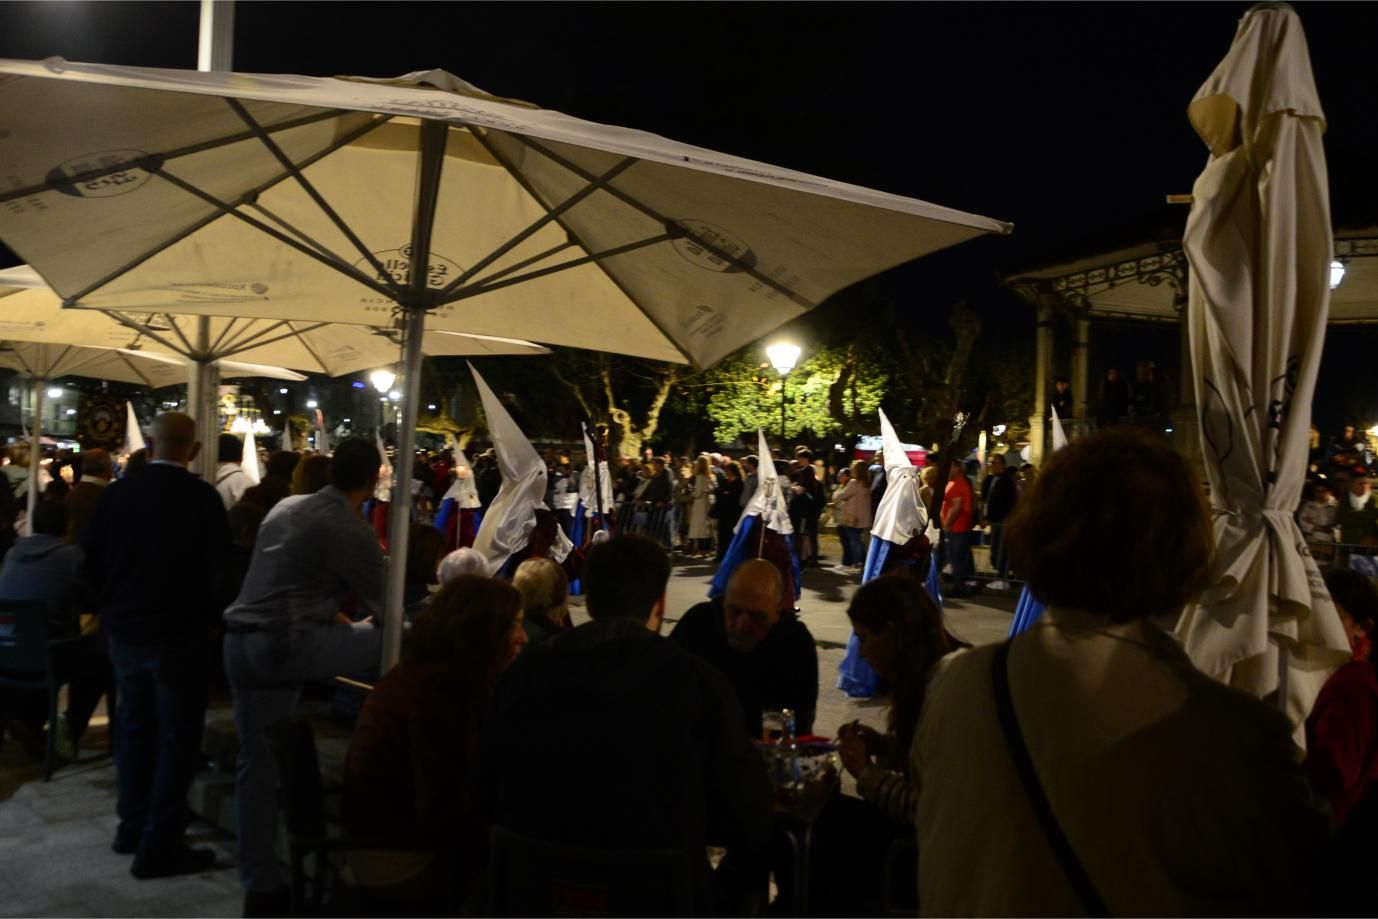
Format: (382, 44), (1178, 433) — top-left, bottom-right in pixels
(370, 368), (396, 438)
(766, 342), (801, 444)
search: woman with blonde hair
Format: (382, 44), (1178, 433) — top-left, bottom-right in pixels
(686, 454), (715, 557)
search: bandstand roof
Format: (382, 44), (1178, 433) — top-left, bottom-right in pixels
(1010, 227), (1378, 324)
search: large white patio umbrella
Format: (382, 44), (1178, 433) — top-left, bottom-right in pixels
(0, 265), (548, 377)
(0, 57), (1011, 669)
(0, 339), (303, 526)
(1174, 2), (1350, 733)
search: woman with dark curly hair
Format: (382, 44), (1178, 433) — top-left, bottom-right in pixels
(914, 427), (1330, 916)
(343, 575), (526, 912)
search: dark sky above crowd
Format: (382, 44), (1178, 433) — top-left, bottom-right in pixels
(0, 1), (1373, 429)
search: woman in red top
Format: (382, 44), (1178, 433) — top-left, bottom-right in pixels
(343, 575), (526, 911)
(1305, 566), (1378, 828)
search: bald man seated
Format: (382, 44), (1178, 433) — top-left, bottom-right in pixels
(670, 559), (819, 737)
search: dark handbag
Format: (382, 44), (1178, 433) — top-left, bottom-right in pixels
(992, 641), (1110, 917)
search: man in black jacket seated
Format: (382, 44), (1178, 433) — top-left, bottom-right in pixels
(478, 535), (771, 915)
(670, 559), (819, 738)
(82, 412), (229, 879)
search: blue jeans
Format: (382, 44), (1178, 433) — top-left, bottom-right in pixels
(224, 623), (382, 892)
(840, 527), (865, 567)
(942, 530), (975, 592)
(107, 637), (211, 854)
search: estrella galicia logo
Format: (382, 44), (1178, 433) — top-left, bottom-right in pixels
(670, 220), (756, 274)
(354, 244), (465, 289)
(47, 150), (152, 198)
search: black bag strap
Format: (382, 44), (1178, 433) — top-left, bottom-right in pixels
(992, 641), (1110, 917)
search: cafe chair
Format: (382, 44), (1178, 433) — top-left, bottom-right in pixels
(265, 715), (456, 917)
(0, 599), (85, 781)
(488, 825), (696, 917)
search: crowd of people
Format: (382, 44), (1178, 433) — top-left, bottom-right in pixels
(6, 414), (1378, 917)
(1300, 423), (1378, 570)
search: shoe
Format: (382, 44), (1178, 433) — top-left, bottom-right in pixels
(112, 827), (141, 855)
(243, 884), (291, 918)
(4, 720), (44, 761)
(988, 580), (1011, 591)
(53, 716), (77, 761)
(130, 844), (217, 880)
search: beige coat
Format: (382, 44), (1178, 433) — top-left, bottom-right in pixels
(913, 607), (1329, 917)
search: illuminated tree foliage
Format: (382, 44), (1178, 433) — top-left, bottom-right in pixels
(694, 343), (892, 444)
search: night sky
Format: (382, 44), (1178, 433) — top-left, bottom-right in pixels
(0, 1), (1374, 429)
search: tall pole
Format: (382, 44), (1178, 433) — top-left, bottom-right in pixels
(381, 120), (448, 673)
(779, 371), (789, 444)
(1029, 304), (1053, 465)
(26, 379), (43, 529)
(193, 0), (233, 479)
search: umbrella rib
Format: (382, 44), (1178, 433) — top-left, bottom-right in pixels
(214, 321), (301, 359)
(464, 130), (696, 364)
(284, 322), (333, 375)
(204, 317), (239, 357)
(224, 98), (404, 299)
(446, 233), (674, 303)
(0, 107), (350, 206)
(436, 156), (638, 299)
(466, 239), (576, 287)
(509, 133), (816, 310)
(115, 352), (156, 389)
(147, 166), (400, 301)
(101, 311), (192, 358)
(4, 342), (37, 377)
(245, 201), (360, 273)
(57, 113), (396, 306)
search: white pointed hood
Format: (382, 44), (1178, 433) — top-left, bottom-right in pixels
(470, 363), (572, 573)
(870, 408), (928, 545)
(577, 423), (614, 518)
(441, 446), (481, 509)
(122, 401), (145, 456)
(1050, 403), (1069, 452)
(241, 427), (262, 484)
(738, 428), (792, 535)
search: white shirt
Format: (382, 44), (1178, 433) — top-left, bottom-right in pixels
(215, 462), (253, 509)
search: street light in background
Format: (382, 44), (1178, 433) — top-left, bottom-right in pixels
(1331, 259), (1346, 290)
(766, 341), (801, 443)
(370, 368), (396, 438)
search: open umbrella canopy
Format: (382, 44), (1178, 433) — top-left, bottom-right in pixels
(0, 59), (1009, 368)
(1174, 2), (1349, 731)
(0, 339), (304, 386)
(0, 56), (1010, 672)
(0, 265), (548, 375)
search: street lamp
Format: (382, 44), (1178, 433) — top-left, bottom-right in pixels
(766, 341), (801, 442)
(370, 369), (396, 438)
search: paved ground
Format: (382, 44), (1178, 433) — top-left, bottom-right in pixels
(0, 534), (1015, 918)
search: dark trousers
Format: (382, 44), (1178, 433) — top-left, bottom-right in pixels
(942, 530), (975, 591)
(107, 637), (210, 854)
(988, 522), (1010, 579)
(54, 636), (114, 740)
(716, 515), (736, 562)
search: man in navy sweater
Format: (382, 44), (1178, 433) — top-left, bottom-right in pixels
(83, 412), (229, 879)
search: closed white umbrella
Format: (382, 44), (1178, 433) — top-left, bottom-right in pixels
(0, 57), (1010, 670)
(1175, 2), (1350, 732)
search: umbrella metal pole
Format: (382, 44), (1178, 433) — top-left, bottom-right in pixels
(381, 118), (448, 673)
(27, 378), (43, 529)
(381, 306), (427, 671)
